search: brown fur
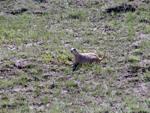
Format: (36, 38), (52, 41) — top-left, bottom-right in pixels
(70, 48), (105, 71)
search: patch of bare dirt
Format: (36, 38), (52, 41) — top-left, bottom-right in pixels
(116, 31), (150, 102)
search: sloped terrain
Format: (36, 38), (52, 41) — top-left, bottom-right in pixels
(0, 0), (150, 113)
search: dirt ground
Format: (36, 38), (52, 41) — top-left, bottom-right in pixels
(0, 0), (150, 113)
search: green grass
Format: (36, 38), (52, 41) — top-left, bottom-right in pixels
(0, 14), (50, 44)
(128, 55), (140, 63)
(0, 72), (29, 89)
(0, 0), (150, 113)
(143, 71), (150, 82)
(132, 48), (143, 55)
(67, 9), (87, 21)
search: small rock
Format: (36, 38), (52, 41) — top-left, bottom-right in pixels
(14, 59), (29, 69)
(61, 89), (68, 95)
(131, 41), (141, 49)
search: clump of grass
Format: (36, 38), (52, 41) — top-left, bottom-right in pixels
(1, 93), (29, 112)
(28, 67), (43, 81)
(57, 53), (68, 63)
(0, 79), (14, 89)
(49, 100), (65, 113)
(141, 41), (150, 50)
(143, 24), (150, 34)
(125, 12), (136, 40)
(1, 60), (14, 68)
(132, 48), (143, 55)
(61, 67), (71, 75)
(17, 52), (28, 59)
(124, 96), (149, 112)
(102, 67), (114, 74)
(16, 75), (30, 86)
(0, 71), (29, 88)
(15, 72), (29, 85)
(1, 95), (9, 108)
(57, 51), (71, 65)
(0, 13), (50, 44)
(145, 98), (150, 108)
(53, 89), (61, 97)
(91, 85), (105, 97)
(124, 96), (140, 112)
(33, 83), (42, 96)
(143, 71), (150, 82)
(41, 96), (49, 105)
(68, 9), (87, 21)
(41, 53), (53, 63)
(93, 65), (102, 74)
(128, 55), (140, 63)
(65, 80), (78, 88)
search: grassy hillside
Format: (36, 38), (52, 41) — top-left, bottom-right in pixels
(0, 0), (150, 113)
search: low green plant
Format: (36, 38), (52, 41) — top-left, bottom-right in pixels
(65, 80), (78, 88)
(41, 53), (53, 63)
(128, 55), (140, 63)
(68, 9), (87, 21)
(41, 96), (49, 104)
(143, 71), (150, 82)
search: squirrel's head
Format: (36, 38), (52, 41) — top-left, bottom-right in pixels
(70, 48), (79, 55)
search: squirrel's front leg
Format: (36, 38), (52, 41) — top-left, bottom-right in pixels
(72, 63), (79, 71)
